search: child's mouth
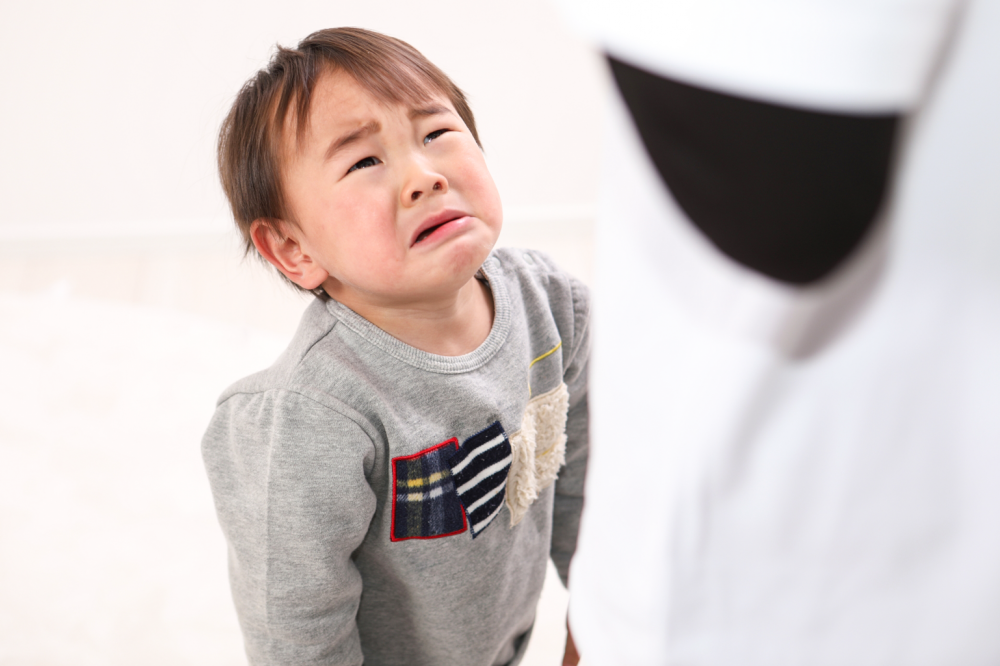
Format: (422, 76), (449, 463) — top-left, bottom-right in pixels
(412, 211), (471, 247)
(414, 221), (448, 244)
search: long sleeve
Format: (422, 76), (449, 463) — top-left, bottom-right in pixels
(202, 388), (378, 666)
(550, 275), (591, 586)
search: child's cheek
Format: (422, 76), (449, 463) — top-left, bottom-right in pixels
(459, 153), (499, 197)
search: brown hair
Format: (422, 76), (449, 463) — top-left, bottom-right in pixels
(217, 27), (481, 284)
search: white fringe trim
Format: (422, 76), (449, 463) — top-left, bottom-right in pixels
(506, 382), (570, 526)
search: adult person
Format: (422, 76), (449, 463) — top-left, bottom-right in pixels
(558, 0), (1000, 662)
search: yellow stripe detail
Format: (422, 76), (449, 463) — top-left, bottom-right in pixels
(401, 470), (448, 489)
(527, 341), (562, 397)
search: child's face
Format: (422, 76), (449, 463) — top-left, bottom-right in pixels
(281, 69), (502, 308)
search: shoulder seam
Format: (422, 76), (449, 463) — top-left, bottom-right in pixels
(218, 384), (379, 448)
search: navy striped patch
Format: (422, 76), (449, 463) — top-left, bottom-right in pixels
(390, 439), (467, 541)
(447, 422), (512, 538)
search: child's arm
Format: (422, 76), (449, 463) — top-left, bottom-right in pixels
(550, 275), (591, 587)
(551, 275), (589, 664)
(202, 388), (377, 666)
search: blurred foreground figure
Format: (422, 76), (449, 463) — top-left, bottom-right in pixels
(560, 0), (1000, 662)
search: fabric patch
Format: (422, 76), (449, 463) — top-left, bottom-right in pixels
(507, 382), (569, 526)
(447, 422), (512, 538)
(391, 439), (467, 541)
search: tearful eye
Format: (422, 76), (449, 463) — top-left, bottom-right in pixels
(423, 129), (450, 145)
(347, 156), (381, 174)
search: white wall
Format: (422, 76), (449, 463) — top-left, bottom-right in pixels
(0, 0), (607, 232)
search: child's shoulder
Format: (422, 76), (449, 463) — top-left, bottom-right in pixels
(489, 246), (590, 326)
(213, 298), (343, 404)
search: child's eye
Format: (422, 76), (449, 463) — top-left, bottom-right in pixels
(423, 129), (450, 145)
(347, 156), (382, 174)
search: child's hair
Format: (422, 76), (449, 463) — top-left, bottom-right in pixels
(218, 27), (481, 278)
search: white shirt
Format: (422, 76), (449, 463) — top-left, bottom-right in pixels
(563, 0), (1000, 662)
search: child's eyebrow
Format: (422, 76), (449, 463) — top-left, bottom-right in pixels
(409, 104), (452, 119)
(324, 120), (381, 161)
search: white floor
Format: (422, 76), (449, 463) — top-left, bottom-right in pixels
(0, 219), (591, 665)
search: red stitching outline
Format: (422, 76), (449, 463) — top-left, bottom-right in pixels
(389, 437), (468, 542)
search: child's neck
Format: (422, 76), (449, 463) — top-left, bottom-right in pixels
(336, 275), (494, 356)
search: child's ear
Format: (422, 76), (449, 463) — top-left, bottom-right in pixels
(250, 219), (329, 290)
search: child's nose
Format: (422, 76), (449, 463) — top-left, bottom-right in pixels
(402, 162), (448, 205)
(409, 181), (443, 202)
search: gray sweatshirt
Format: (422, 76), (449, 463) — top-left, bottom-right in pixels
(202, 248), (589, 666)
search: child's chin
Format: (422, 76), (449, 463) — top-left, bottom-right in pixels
(438, 232), (495, 266)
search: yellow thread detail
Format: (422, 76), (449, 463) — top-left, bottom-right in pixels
(537, 442), (557, 457)
(527, 341), (562, 397)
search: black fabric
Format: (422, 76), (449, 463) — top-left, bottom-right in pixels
(608, 56), (900, 284)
